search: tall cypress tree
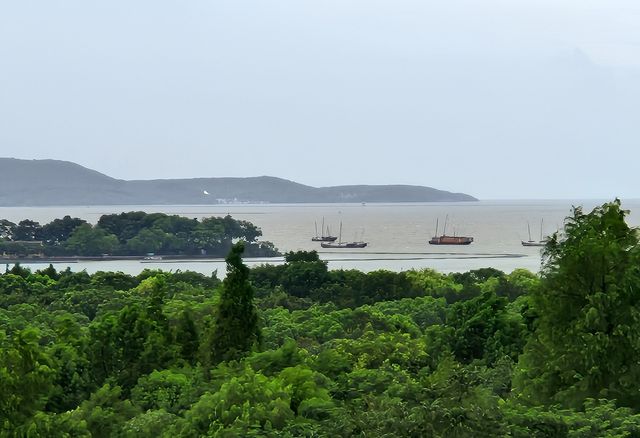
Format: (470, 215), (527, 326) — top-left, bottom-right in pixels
(209, 242), (261, 364)
(176, 309), (199, 364)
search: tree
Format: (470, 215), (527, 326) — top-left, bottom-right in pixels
(0, 328), (54, 432)
(152, 215), (198, 235)
(90, 271), (139, 291)
(178, 367), (293, 436)
(208, 242), (261, 364)
(125, 227), (172, 255)
(64, 224), (119, 256)
(222, 215), (262, 242)
(284, 250), (321, 263)
(88, 301), (174, 391)
(175, 310), (199, 364)
(514, 200), (640, 408)
(13, 219), (43, 241)
(70, 384), (139, 438)
(40, 216), (87, 245)
(97, 211), (165, 243)
(36, 264), (61, 281)
(447, 290), (526, 365)
(281, 253), (330, 298)
(0, 219), (16, 240)
(131, 369), (194, 414)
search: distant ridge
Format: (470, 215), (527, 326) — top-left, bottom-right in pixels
(0, 158), (477, 206)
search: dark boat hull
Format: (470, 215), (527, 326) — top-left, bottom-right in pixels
(321, 242), (368, 248)
(312, 236), (338, 242)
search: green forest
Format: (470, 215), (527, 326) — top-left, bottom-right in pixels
(3, 200), (640, 437)
(0, 212), (278, 258)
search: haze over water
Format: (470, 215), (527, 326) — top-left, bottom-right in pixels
(2, 1), (639, 199)
(3, 199), (638, 276)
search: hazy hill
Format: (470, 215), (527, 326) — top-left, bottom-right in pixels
(0, 158), (477, 206)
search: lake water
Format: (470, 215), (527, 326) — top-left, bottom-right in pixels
(2, 199), (638, 277)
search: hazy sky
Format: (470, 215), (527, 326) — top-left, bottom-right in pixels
(1, 1), (639, 199)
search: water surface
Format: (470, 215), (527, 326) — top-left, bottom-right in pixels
(2, 200), (637, 276)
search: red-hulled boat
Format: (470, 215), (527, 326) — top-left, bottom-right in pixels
(428, 216), (473, 245)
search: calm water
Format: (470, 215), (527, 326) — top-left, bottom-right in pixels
(2, 200), (638, 276)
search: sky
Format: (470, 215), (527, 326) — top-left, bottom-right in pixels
(0, 0), (639, 200)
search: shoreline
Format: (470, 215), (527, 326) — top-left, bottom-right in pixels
(1, 254), (270, 264)
(1, 251), (528, 265)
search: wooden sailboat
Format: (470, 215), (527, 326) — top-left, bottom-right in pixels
(429, 216), (473, 245)
(311, 217), (338, 242)
(320, 222), (368, 248)
(521, 219), (546, 247)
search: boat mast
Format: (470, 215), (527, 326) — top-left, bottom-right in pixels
(434, 218), (439, 237)
(527, 222), (532, 242)
(321, 217), (326, 238)
(443, 215), (448, 236)
(315, 221), (319, 238)
(338, 221), (342, 244)
(540, 218), (544, 242)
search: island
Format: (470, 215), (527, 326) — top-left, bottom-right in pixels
(0, 212), (278, 260)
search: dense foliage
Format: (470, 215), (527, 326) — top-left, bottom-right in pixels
(0, 212), (278, 258)
(206, 242), (261, 365)
(514, 199), (640, 409)
(2, 200), (640, 436)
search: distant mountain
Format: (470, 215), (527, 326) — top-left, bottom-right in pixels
(0, 158), (477, 206)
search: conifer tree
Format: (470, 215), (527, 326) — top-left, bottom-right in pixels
(209, 242), (261, 364)
(176, 310), (199, 364)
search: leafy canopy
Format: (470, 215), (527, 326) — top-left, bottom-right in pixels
(515, 199), (640, 408)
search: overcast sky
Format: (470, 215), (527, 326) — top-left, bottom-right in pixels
(1, 1), (639, 199)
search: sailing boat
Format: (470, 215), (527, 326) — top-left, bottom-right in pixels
(521, 219), (546, 247)
(311, 218), (337, 242)
(428, 216), (474, 245)
(320, 222), (368, 248)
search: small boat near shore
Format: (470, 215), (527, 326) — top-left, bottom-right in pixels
(428, 216), (473, 245)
